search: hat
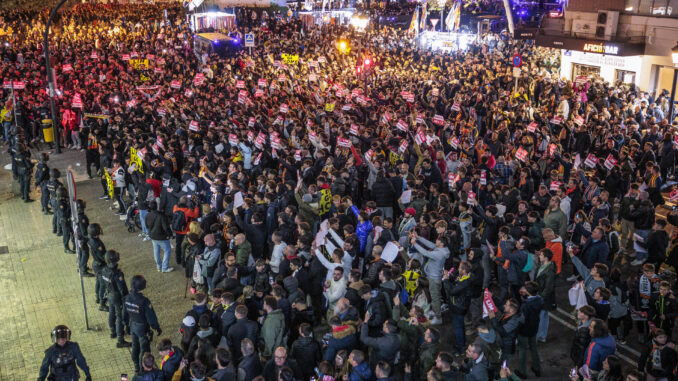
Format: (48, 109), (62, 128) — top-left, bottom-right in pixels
(182, 315), (196, 328)
(319, 183), (330, 190)
(404, 207), (416, 216)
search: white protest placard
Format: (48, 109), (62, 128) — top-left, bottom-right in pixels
(233, 192), (244, 208)
(400, 190), (412, 204)
(381, 242), (400, 263)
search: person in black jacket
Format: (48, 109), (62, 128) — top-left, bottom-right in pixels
(234, 206), (267, 259)
(156, 338), (184, 380)
(372, 171), (397, 218)
(227, 305), (259, 363)
(443, 261), (472, 355)
(290, 323), (322, 380)
(262, 347), (304, 381)
(145, 200), (174, 273)
(132, 353), (164, 381)
(360, 285), (389, 338)
(212, 347), (236, 381)
(515, 281), (544, 379)
(570, 305), (596, 367)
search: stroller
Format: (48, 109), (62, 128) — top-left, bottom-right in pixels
(124, 201), (142, 233)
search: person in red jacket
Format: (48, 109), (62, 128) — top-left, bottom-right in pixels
(173, 195), (199, 266)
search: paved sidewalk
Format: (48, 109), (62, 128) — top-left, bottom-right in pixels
(0, 148), (189, 380)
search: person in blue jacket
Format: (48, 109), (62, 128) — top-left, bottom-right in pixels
(347, 349), (372, 381)
(583, 318), (617, 373)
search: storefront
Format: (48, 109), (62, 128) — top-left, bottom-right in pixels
(534, 35), (661, 90)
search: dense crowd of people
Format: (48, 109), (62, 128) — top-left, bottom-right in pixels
(7, 1), (678, 381)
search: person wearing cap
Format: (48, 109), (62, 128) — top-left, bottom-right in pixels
(397, 207), (417, 246)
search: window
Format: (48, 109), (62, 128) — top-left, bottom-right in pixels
(653, 0), (668, 14)
(639, 0), (654, 14)
(625, 0), (640, 12)
(668, 0), (678, 15)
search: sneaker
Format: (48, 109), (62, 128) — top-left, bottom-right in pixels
(566, 275), (578, 282)
(157, 268), (161, 272)
(119, 215), (127, 220)
(537, 337), (546, 343)
(138, 233), (145, 237)
(143, 236), (150, 242)
(110, 333), (117, 339)
(115, 211), (125, 216)
(630, 259), (646, 266)
(619, 339), (627, 345)
(162, 267), (175, 273)
(64, 248), (75, 254)
(99, 194), (108, 199)
(430, 317), (443, 325)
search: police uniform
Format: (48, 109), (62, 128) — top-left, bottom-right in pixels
(47, 180), (63, 234)
(76, 213), (90, 274)
(38, 341), (92, 381)
(88, 237), (107, 305)
(15, 150), (33, 200)
(35, 162), (50, 212)
(57, 197), (74, 252)
(123, 290), (161, 373)
(101, 265), (128, 341)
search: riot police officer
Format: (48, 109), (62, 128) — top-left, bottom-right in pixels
(35, 153), (51, 214)
(15, 145), (34, 202)
(101, 250), (131, 348)
(88, 223), (107, 310)
(47, 169), (63, 235)
(123, 275), (162, 374)
(56, 187), (75, 254)
(38, 325), (92, 381)
(75, 199), (94, 277)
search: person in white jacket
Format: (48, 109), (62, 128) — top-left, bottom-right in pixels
(270, 231), (287, 274)
(324, 267), (347, 320)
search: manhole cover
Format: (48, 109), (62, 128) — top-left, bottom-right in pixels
(0, 246), (8, 254)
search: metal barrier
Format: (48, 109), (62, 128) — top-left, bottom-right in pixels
(66, 169), (90, 330)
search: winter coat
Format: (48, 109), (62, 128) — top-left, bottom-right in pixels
(570, 320), (592, 367)
(261, 309), (286, 358)
(418, 341), (440, 377)
(572, 255), (606, 297)
(536, 262), (556, 311)
(146, 210), (172, 240)
(443, 273), (472, 315)
(580, 239), (610, 269)
(227, 318), (258, 362)
(498, 241), (527, 286)
(347, 361), (372, 381)
(543, 208), (568, 241)
(234, 240), (252, 268)
(371, 177), (397, 207)
(159, 346), (184, 380)
(364, 291), (389, 337)
(518, 295), (544, 337)
(491, 313), (524, 354)
(360, 323), (400, 366)
(323, 324), (358, 362)
(583, 334), (616, 372)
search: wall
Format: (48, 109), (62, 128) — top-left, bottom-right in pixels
(566, 0), (625, 12)
(560, 49), (643, 85)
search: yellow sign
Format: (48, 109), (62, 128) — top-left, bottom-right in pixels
(318, 188), (332, 216)
(325, 103), (335, 112)
(105, 171), (114, 198)
(130, 148), (145, 174)
(140, 73), (151, 82)
(281, 53), (299, 65)
(389, 151), (403, 167)
(129, 59), (149, 70)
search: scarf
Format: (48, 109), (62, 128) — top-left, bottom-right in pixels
(639, 274), (652, 309)
(160, 350), (174, 369)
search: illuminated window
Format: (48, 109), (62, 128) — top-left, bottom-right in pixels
(653, 0), (668, 14)
(638, 0), (653, 13)
(625, 0), (640, 12)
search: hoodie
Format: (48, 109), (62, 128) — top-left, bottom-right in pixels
(584, 334), (616, 372)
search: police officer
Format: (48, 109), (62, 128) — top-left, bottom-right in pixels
(75, 199), (94, 277)
(47, 169), (63, 235)
(123, 275), (162, 374)
(101, 250), (132, 348)
(38, 325), (92, 381)
(15, 145), (34, 202)
(56, 187), (75, 254)
(35, 153), (51, 214)
(88, 223), (107, 310)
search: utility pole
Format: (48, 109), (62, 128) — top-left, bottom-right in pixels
(43, 0), (68, 154)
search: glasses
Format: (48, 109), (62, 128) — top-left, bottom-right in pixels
(274, 355), (286, 360)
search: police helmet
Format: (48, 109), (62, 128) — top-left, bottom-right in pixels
(87, 223), (102, 238)
(105, 250), (120, 266)
(49, 168), (61, 180)
(131, 275), (146, 291)
(51, 325), (71, 343)
(75, 199), (86, 213)
(39, 152), (49, 163)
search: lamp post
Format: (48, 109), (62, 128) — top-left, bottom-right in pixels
(669, 43), (678, 125)
(43, 0), (68, 154)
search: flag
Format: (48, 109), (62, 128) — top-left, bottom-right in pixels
(408, 6), (419, 35)
(420, 2), (427, 30)
(446, 0), (461, 31)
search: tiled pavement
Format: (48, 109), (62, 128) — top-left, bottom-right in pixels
(0, 149), (190, 380)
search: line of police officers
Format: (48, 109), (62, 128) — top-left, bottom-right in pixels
(17, 153), (165, 378)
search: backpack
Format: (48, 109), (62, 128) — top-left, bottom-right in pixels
(171, 209), (187, 231)
(521, 253), (534, 273)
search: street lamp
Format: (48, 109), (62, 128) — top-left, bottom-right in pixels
(669, 42), (678, 125)
(44, 0), (69, 154)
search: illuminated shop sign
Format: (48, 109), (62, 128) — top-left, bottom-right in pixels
(582, 43), (619, 55)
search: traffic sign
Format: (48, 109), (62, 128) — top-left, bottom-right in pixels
(513, 67), (521, 78)
(245, 33), (255, 48)
(512, 54), (522, 68)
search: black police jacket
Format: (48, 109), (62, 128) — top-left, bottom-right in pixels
(35, 163), (49, 186)
(38, 341), (91, 381)
(123, 291), (160, 336)
(88, 237), (106, 269)
(101, 266), (128, 303)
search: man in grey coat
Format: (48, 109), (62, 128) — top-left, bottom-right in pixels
(410, 233), (450, 325)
